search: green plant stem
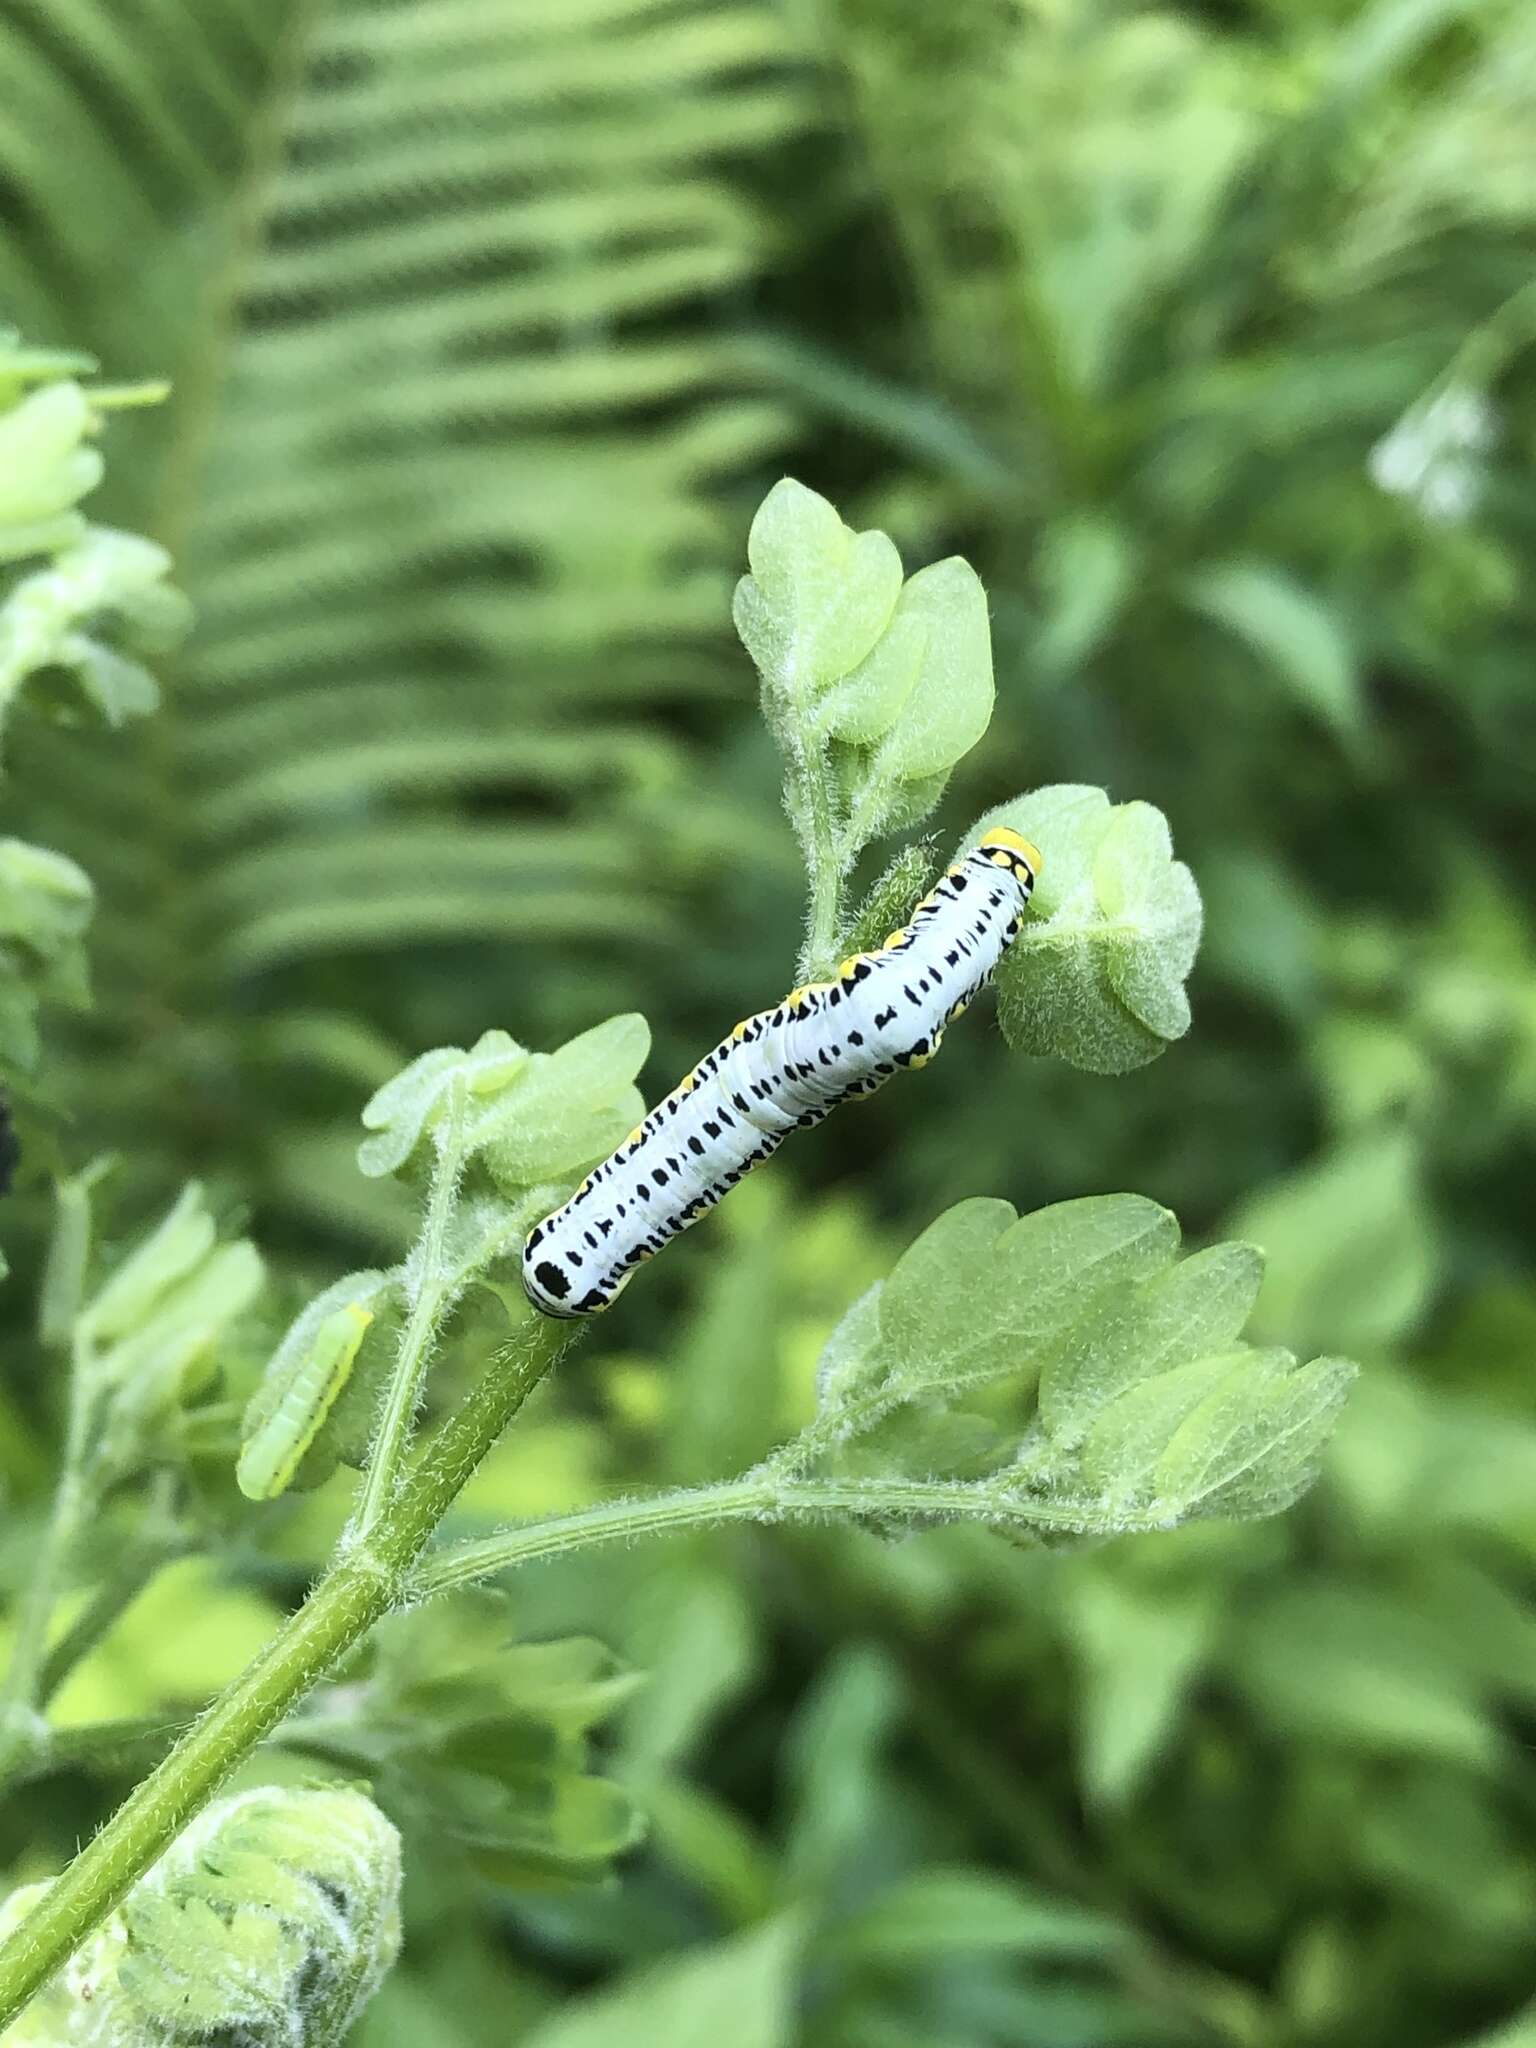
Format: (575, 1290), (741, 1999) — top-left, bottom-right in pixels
(0, 1316), (569, 2032)
(412, 1475), (1270, 2043)
(0, 1718), (182, 1791)
(0, 1350), (97, 1785)
(832, 766), (902, 878)
(353, 1102), (463, 1538)
(412, 1469), (1201, 1600)
(777, 659), (845, 981)
(0, 1475), (85, 1780)
(411, 1468), (1201, 1602)
(794, 761), (844, 981)
(413, 1474), (778, 1594)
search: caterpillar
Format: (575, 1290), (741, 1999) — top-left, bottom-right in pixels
(521, 828), (1040, 1320)
(237, 1302), (375, 1501)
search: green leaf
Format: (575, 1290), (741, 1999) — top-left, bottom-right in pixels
(814, 603), (927, 744)
(0, 527), (187, 728)
(1227, 1580), (1500, 1770)
(481, 1012), (650, 1188)
(0, 839), (94, 945)
(636, 1776), (778, 1927)
(813, 1278), (891, 1422)
(1094, 804), (1200, 1039)
(833, 1868), (1132, 1965)
(1229, 1128), (1437, 1354)
(733, 479), (997, 880)
(824, 555), (994, 778)
(732, 477), (902, 706)
(0, 837), (94, 1071)
(1076, 1347), (1355, 1524)
(484, 1637), (646, 1744)
(62, 1181), (266, 1481)
(782, 1646), (901, 1895)
(38, 1156), (111, 1349)
(1153, 1349), (1357, 1519)
(1034, 513), (1137, 677)
(410, 1753), (643, 1888)
(797, 1193), (1354, 1539)
(1185, 560), (1364, 741)
(99, 1241), (266, 1434)
(1076, 1353), (1247, 1499)
(1037, 1241), (1264, 1445)
(290, 1599), (646, 1894)
(616, 1561), (757, 1773)
(121, 1787), (401, 2045)
(519, 1915), (802, 2048)
(358, 1016), (648, 1194)
(80, 1182), (218, 1344)
(970, 785), (1202, 1073)
(1063, 1566), (1221, 1807)
(809, 1195), (1179, 1445)
(835, 756), (952, 839)
(0, 381), (100, 531)
(357, 1031), (530, 1178)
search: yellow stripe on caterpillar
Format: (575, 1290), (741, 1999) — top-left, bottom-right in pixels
(520, 832), (1041, 1318)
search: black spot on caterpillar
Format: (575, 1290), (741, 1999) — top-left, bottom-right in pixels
(522, 828), (1040, 1317)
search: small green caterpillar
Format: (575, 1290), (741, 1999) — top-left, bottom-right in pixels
(237, 1302), (374, 1501)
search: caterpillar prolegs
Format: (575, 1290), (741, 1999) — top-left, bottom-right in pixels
(521, 827), (1041, 1318)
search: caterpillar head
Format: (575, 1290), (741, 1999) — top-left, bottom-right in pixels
(978, 826), (1042, 883)
(521, 1221), (617, 1318)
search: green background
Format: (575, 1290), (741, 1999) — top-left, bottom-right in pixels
(2, 1), (1536, 2042)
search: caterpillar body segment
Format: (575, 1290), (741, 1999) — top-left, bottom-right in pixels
(521, 829), (1040, 1317)
(237, 1303), (375, 1501)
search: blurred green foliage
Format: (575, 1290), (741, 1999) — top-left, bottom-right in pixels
(1, 0), (1535, 2044)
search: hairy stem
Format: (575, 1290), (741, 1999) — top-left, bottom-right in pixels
(775, 656), (845, 983)
(353, 1093), (464, 1538)
(798, 763), (845, 982)
(412, 1474), (780, 1595)
(0, 1317), (569, 2031)
(409, 1471), (1088, 1599)
(411, 1466), (1206, 1604)
(1, 1719), (182, 1791)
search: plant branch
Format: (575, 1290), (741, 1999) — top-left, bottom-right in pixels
(353, 1089), (465, 1538)
(0, 1315), (571, 2032)
(0, 1718), (184, 1792)
(411, 1474), (780, 1596)
(775, 659), (846, 982)
(0, 1340), (100, 1786)
(798, 765), (845, 982)
(410, 1462), (1207, 1605)
(409, 1470), (1134, 1600)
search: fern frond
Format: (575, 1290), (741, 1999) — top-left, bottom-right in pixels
(0, 0), (813, 1199)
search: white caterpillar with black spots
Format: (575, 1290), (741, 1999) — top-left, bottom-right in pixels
(521, 827), (1041, 1317)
